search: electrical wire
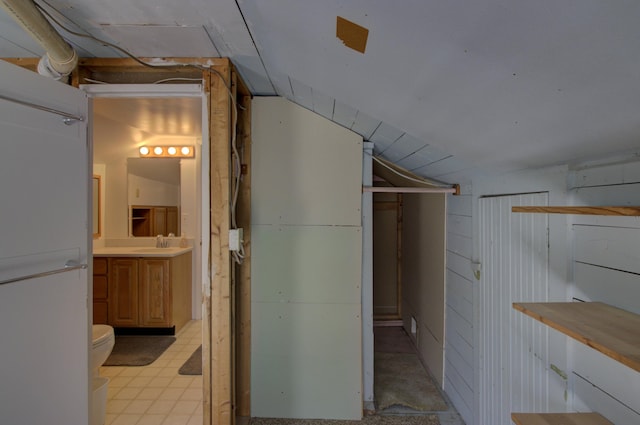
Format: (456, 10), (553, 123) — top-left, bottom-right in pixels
(35, 1), (248, 263)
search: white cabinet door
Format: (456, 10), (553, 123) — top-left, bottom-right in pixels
(0, 61), (90, 425)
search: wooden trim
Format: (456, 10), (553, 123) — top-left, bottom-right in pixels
(1, 58), (39, 72)
(513, 302), (640, 372)
(511, 412), (613, 425)
(512, 206), (640, 216)
(235, 93), (252, 418)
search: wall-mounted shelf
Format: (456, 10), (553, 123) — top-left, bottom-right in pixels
(512, 412), (613, 425)
(511, 206), (640, 216)
(512, 302), (640, 372)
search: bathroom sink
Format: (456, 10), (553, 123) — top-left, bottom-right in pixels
(131, 247), (182, 254)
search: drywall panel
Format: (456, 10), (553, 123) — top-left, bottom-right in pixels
(251, 96), (363, 420)
(251, 97), (362, 226)
(252, 225), (361, 304)
(401, 193), (446, 386)
(251, 302), (362, 419)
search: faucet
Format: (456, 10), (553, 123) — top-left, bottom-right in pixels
(156, 235), (169, 248)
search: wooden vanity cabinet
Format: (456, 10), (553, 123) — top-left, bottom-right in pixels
(93, 252), (192, 333)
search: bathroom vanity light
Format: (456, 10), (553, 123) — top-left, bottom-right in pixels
(138, 145), (195, 158)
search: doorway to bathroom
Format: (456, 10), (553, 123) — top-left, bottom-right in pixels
(86, 84), (208, 424)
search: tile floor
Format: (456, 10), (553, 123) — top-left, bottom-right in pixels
(101, 320), (203, 425)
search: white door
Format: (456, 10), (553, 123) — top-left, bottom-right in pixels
(0, 61), (90, 424)
(478, 193), (550, 425)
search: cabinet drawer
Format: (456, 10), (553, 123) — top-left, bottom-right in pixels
(93, 258), (108, 275)
(93, 302), (108, 324)
(93, 276), (108, 299)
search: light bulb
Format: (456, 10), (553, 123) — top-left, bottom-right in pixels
(181, 146), (191, 155)
(168, 147), (177, 155)
(139, 146), (150, 155)
(153, 146), (164, 155)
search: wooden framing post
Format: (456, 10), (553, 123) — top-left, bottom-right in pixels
(235, 94), (252, 418)
(207, 61), (233, 425)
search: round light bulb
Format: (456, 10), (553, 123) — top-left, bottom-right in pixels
(181, 146), (191, 156)
(168, 147), (177, 155)
(153, 146), (164, 155)
(139, 146), (150, 155)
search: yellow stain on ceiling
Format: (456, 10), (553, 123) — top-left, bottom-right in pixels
(336, 16), (369, 54)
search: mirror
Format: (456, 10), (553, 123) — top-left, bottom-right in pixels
(127, 158), (181, 237)
(93, 175), (101, 239)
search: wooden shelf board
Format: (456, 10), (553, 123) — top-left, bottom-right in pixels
(512, 302), (640, 372)
(511, 412), (613, 425)
(512, 206), (640, 216)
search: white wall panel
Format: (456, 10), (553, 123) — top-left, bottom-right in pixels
(572, 343), (640, 415)
(569, 170), (640, 424)
(573, 374), (640, 425)
(574, 225), (640, 275)
(574, 263), (640, 315)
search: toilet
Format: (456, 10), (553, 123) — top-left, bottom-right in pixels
(91, 324), (115, 375)
(91, 324), (114, 425)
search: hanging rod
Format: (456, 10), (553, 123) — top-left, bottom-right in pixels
(0, 93), (84, 123)
(0, 260), (88, 286)
(363, 185), (459, 194)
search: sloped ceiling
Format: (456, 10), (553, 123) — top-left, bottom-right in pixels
(2, 1), (640, 182)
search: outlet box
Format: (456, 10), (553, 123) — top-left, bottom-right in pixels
(229, 228), (243, 251)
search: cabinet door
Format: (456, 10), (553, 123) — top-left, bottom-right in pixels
(139, 258), (172, 327)
(108, 258), (139, 326)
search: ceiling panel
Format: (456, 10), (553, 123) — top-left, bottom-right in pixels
(99, 25), (219, 58)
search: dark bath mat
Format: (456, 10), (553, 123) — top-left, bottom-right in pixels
(103, 335), (175, 367)
(179, 345), (202, 375)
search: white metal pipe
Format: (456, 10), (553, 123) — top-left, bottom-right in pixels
(1, 0), (77, 79)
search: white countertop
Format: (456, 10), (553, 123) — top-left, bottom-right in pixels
(93, 246), (192, 258)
